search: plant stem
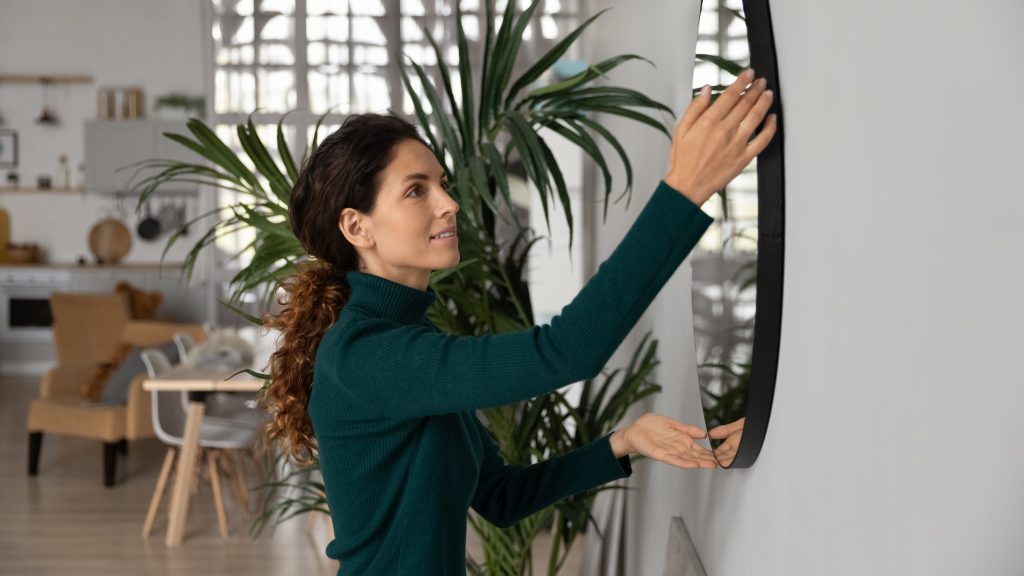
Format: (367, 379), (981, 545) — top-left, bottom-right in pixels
(495, 244), (531, 326)
(547, 518), (563, 575)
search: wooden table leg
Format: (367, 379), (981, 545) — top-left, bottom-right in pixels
(165, 400), (205, 547)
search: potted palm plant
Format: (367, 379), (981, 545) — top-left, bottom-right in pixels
(129, 1), (678, 572)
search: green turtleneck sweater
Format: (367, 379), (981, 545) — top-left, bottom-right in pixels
(308, 180), (713, 574)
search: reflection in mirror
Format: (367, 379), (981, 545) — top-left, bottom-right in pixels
(691, 0), (755, 468)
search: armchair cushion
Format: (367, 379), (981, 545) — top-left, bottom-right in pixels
(98, 340), (179, 405)
(27, 398), (126, 442)
(83, 343), (133, 402)
(40, 362), (105, 400)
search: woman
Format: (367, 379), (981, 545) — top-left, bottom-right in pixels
(262, 67), (776, 574)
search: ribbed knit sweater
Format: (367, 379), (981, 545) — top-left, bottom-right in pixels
(308, 180), (713, 574)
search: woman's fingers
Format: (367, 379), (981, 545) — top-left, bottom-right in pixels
(708, 417), (745, 439)
(667, 438), (717, 464)
(674, 84), (713, 138)
(724, 76), (769, 136)
(700, 67), (755, 125)
(663, 68), (778, 206)
(668, 419), (708, 439)
(629, 412), (720, 469)
(743, 112), (778, 160)
(663, 453), (699, 468)
(663, 452), (716, 469)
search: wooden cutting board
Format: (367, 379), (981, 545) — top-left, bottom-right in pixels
(88, 218), (132, 263)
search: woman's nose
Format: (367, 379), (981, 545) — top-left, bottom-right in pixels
(439, 188), (459, 215)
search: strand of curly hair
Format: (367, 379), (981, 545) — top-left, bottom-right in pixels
(259, 263), (349, 466)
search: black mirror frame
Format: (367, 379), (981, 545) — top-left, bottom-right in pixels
(713, 0), (785, 468)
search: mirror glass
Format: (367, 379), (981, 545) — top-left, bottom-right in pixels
(690, 0), (756, 468)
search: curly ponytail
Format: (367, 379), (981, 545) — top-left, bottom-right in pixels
(259, 113), (428, 464)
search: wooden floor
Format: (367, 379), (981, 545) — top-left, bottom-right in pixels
(0, 375), (582, 575)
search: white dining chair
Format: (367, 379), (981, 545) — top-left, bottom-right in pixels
(172, 330), (196, 362)
(174, 328), (268, 430)
(140, 347), (260, 540)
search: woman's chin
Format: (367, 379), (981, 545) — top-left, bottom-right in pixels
(428, 254), (461, 271)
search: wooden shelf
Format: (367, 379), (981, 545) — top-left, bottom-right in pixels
(0, 262), (187, 269)
(0, 74), (94, 85)
(0, 187), (87, 194)
(0, 187), (197, 197)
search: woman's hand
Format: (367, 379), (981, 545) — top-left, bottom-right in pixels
(707, 417), (745, 467)
(611, 412), (718, 469)
(664, 67), (778, 206)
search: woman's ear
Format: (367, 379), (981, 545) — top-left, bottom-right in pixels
(339, 208), (374, 248)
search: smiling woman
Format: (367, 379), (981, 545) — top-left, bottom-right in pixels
(260, 114), (430, 468)
(258, 57), (776, 570)
(336, 138), (461, 291)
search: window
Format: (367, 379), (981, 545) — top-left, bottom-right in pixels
(204, 0), (580, 322)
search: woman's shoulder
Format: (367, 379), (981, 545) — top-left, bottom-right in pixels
(318, 308), (430, 359)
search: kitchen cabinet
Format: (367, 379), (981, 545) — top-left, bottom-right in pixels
(84, 120), (200, 192)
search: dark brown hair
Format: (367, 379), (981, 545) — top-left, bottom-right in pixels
(260, 113), (428, 464)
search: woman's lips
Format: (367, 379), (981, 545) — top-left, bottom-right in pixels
(430, 226), (457, 240)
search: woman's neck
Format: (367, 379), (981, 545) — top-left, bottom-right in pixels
(358, 262), (430, 292)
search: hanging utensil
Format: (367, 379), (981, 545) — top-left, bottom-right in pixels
(178, 199), (189, 236)
(35, 78), (60, 126)
(137, 199), (162, 241)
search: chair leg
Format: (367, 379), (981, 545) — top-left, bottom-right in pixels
(103, 442), (118, 487)
(142, 448), (177, 538)
(190, 449), (204, 496)
(28, 432), (43, 476)
(224, 451), (251, 518)
(208, 450), (229, 538)
(118, 439), (128, 455)
(247, 448), (263, 482)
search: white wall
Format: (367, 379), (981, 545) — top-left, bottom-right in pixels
(585, 1), (1024, 575)
(0, 0), (207, 264)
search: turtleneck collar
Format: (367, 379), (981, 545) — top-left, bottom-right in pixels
(345, 270), (437, 325)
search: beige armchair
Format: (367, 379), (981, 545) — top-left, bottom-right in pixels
(26, 292), (206, 487)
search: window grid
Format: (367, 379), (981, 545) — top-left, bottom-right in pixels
(211, 1), (579, 138)
(208, 0), (579, 292)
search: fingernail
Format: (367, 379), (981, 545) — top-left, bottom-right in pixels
(743, 68), (755, 80)
(701, 84), (710, 97)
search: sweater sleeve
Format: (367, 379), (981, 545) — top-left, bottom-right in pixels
(469, 412), (631, 529)
(331, 180), (713, 419)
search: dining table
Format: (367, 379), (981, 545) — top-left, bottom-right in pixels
(142, 365), (264, 547)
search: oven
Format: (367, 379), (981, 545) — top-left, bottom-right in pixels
(0, 269), (72, 343)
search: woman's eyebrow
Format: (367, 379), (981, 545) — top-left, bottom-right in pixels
(402, 172), (448, 183)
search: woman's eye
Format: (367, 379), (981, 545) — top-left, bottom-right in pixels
(408, 186), (422, 198)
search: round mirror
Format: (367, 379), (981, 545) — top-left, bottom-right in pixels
(690, 0), (784, 468)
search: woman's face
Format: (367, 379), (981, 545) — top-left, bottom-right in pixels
(339, 138), (460, 291)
